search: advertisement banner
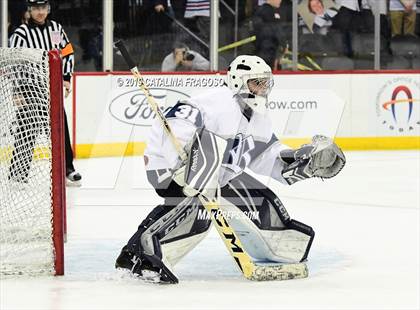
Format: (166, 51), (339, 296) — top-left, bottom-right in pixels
(75, 74), (345, 147)
(374, 75), (420, 136)
(74, 72), (419, 156)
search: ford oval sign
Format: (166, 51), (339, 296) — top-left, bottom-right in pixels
(109, 88), (190, 127)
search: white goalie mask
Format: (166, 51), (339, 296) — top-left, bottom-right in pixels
(227, 55), (274, 114)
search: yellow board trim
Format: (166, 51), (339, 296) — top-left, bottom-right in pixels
(0, 146), (51, 162)
(2, 137), (418, 160)
(334, 136), (420, 150)
(74, 137), (420, 158)
(76, 142), (147, 158)
(281, 136), (420, 150)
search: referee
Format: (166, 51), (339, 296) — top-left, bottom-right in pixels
(9, 0), (81, 186)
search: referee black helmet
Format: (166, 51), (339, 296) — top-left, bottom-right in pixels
(27, 0), (49, 6)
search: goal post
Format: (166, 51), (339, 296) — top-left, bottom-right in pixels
(49, 50), (66, 276)
(0, 48), (66, 276)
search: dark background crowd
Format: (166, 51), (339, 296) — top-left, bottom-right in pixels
(6, 0), (420, 71)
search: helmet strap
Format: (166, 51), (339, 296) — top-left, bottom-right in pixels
(235, 95), (254, 121)
(237, 92), (268, 115)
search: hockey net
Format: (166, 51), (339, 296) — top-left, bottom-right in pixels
(0, 48), (65, 276)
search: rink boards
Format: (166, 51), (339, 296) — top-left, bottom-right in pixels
(68, 71), (420, 158)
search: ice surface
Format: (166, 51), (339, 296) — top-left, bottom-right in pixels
(1, 151), (419, 310)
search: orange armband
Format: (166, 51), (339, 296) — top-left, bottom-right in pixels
(61, 43), (74, 57)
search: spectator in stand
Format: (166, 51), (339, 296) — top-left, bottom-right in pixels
(143, 0), (173, 35)
(389, 0), (417, 37)
(334, 0), (362, 57)
(151, 1), (210, 57)
(360, 0), (388, 31)
(300, 0), (338, 35)
(252, 0), (284, 69)
(184, 1), (211, 45)
(417, 0), (420, 35)
(361, 0), (392, 54)
(357, 0), (374, 33)
(7, 1), (29, 37)
(78, 19), (102, 71)
(161, 42), (210, 71)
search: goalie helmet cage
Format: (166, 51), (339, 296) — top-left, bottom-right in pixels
(0, 48), (66, 276)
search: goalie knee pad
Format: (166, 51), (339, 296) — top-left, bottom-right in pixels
(221, 172), (314, 263)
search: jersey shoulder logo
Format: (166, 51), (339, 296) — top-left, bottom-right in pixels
(165, 101), (203, 127)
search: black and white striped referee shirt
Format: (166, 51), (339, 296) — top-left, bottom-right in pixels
(9, 19), (74, 82)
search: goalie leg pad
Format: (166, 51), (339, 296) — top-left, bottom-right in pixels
(220, 172), (314, 263)
(119, 183), (211, 281)
(139, 196), (211, 267)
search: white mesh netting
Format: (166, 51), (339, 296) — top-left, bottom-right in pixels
(0, 48), (55, 276)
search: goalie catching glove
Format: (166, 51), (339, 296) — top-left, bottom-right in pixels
(280, 135), (346, 185)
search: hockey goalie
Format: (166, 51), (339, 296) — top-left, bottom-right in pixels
(115, 55), (346, 283)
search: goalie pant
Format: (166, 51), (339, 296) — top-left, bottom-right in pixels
(120, 170), (314, 278)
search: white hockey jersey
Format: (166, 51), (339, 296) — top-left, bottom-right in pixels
(145, 86), (289, 187)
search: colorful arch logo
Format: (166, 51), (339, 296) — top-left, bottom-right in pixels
(382, 85), (419, 123)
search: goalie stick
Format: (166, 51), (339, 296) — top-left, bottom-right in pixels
(114, 40), (308, 281)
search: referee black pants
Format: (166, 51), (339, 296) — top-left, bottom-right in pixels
(63, 109), (75, 174)
(9, 106), (75, 182)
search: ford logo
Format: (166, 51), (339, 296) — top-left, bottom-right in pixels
(109, 88), (190, 127)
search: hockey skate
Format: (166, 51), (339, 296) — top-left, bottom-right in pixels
(115, 246), (178, 284)
(66, 170), (82, 187)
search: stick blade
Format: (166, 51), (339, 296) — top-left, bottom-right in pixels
(249, 262), (308, 281)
